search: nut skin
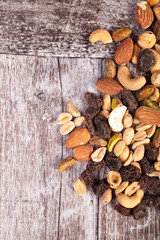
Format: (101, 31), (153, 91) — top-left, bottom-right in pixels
(73, 178), (86, 196)
(114, 38), (134, 65)
(153, 6), (160, 21)
(58, 157), (76, 172)
(73, 145), (93, 162)
(89, 29), (113, 44)
(135, 1), (154, 29)
(137, 85), (155, 101)
(105, 59), (116, 78)
(138, 31), (156, 49)
(131, 44), (141, 65)
(136, 106), (160, 125)
(112, 27), (132, 42)
(96, 77), (123, 95)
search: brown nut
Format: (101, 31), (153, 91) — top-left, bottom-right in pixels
(57, 112), (72, 125)
(66, 128), (91, 149)
(73, 145), (93, 162)
(73, 116), (86, 127)
(133, 130), (147, 141)
(124, 182), (140, 197)
(122, 113), (133, 128)
(131, 162), (142, 174)
(67, 103), (81, 117)
(91, 147), (107, 162)
(99, 110), (110, 119)
(151, 71), (160, 87)
(131, 44), (141, 64)
(107, 171), (122, 189)
(146, 125), (156, 138)
(115, 181), (129, 196)
(102, 94), (112, 111)
(132, 139), (150, 149)
(89, 136), (108, 147)
(119, 146), (130, 163)
(157, 147), (160, 161)
(73, 178), (86, 196)
(155, 44), (160, 54)
(89, 29), (113, 44)
(112, 27), (132, 42)
(101, 188), (112, 205)
(123, 128), (134, 145)
(113, 140), (126, 157)
(105, 59), (116, 78)
(154, 161), (160, 171)
(58, 157), (76, 172)
(60, 121), (75, 135)
(137, 85), (155, 101)
(149, 87), (160, 102)
(138, 31), (156, 49)
(123, 151), (134, 166)
(153, 5), (160, 21)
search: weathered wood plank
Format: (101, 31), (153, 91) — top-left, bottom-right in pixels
(0, 55), (62, 239)
(0, 0), (145, 58)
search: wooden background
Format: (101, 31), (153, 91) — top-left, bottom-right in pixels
(0, 0), (160, 240)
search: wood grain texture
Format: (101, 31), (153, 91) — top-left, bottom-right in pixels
(0, 0), (146, 58)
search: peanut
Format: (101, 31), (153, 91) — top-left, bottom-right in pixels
(73, 178), (86, 196)
(115, 181), (129, 196)
(123, 127), (134, 145)
(73, 116), (86, 127)
(113, 140), (126, 157)
(133, 144), (145, 161)
(131, 162), (142, 174)
(67, 103), (81, 117)
(91, 147), (107, 162)
(60, 121), (75, 135)
(102, 95), (111, 111)
(124, 182), (140, 197)
(119, 146), (130, 163)
(133, 130), (147, 141)
(57, 112), (72, 125)
(123, 151), (134, 166)
(131, 44), (141, 64)
(146, 125), (156, 138)
(132, 138), (150, 149)
(101, 188), (112, 205)
(122, 113), (133, 128)
(136, 123), (152, 131)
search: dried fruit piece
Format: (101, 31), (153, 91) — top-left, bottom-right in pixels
(140, 157), (154, 174)
(151, 71), (160, 87)
(147, 0), (159, 7)
(107, 133), (122, 152)
(85, 106), (100, 119)
(74, 116), (86, 127)
(108, 106), (127, 132)
(105, 152), (122, 171)
(84, 92), (102, 107)
(138, 31), (156, 49)
(139, 175), (160, 195)
(92, 179), (109, 196)
(133, 131), (147, 141)
(102, 95), (111, 111)
(123, 128), (134, 145)
(101, 188), (112, 205)
(114, 203), (131, 216)
(58, 157), (76, 172)
(114, 38), (134, 65)
(73, 145), (93, 162)
(137, 85), (155, 101)
(81, 169), (94, 187)
(94, 115), (111, 139)
(153, 128), (160, 148)
(85, 118), (96, 135)
(111, 98), (123, 110)
(145, 144), (158, 160)
(67, 103), (81, 117)
(133, 145), (145, 162)
(124, 182), (140, 197)
(133, 204), (147, 220)
(142, 193), (160, 207)
(73, 178), (86, 196)
(57, 112), (72, 125)
(107, 171), (122, 189)
(121, 89), (138, 115)
(66, 128), (91, 149)
(136, 106), (160, 125)
(135, 1), (154, 29)
(113, 140), (126, 157)
(120, 165), (141, 181)
(96, 77), (123, 95)
(91, 147), (107, 162)
(131, 44), (141, 65)
(89, 29), (113, 44)
(86, 160), (106, 173)
(153, 5), (160, 21)
(60, 121), (75, 135)
(105, 59), (116, 78)
(89, 136), (107, 147)
(137, 49), (155, 73)
(154, 21), (160, 42)
(112, 27), (132, 42)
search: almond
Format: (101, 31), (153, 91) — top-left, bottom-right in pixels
(65, 128), (91, 148)
(73, 145), (93, 162)
(135, 1), (154, 29)
(96, 77), (123, 95)
(114, 38), (134, 65)
(136, 106), (160, 125)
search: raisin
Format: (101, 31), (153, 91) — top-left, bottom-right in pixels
(121, 89), (138, 116)
(114, 203), (131, 216)
(142, 193), (160, 207)
(86, 160), (106, 173)
(120, 165), (141, 182)
(140, 157), (154, 174)
(133, 204), (147, 220)
(84, 92), (102, 108)
(145, 144), (158, 161)
(93, 115), (111, 140)
(137, 49), (155, 73)
(81, 169), (94, 187)
(85, 106), (100, 119)
(105, 152), (122, 171)
(139, 175), (160, 195)
(92, 179), (109, 196)
(85, 118), (96, 135)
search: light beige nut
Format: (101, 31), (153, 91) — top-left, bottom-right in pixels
(133, 130), (147, 141)
(108, 106), (127, 132)
(150, 49), (160, 73)
(138, 31), (156, 49)
(155, 44), (160, 54)
(157, 147), (160, 161)
(60, 121), (75, 135)
(117, 66), (146, 91)
(89, 136), (108, 147)
(101, 188), (112, 205)
(73, 116), (86, 127)
(136, 123), (152, 131)
(58, 157), (76, 172)
(146, 125), (156, 138)
(131, 44), (141, 64)
(151, 71), (160, 87)
(119, 146), (130, 163)
(57, 112), (72, 125)
(132, 139), (150, 149)
(89, 29), (113, 44)
(102, 95), (111, 111)
(123, 151), (134, 166)
(113, 140), (126, 157)
(73, 178), (86, 196)
(133, 117), (141, 125)
(115, 181), (129, 196)
(153, 5), (160, 21)
(154, 161), (160, 171)
(149, 87), (160, 102)
(122, 113), (133, 128)
(99, 110), (110, 119)
(147, 171), (160, 179)
(123, 128), (134, 145)
(107, 171), (122, 189)
(124, 182), (140, 197)
(117, 189), (144, 209)
(131, 162), (142, 174)
(91, 147), (107, 162)
(147, 0), (159, 7)
(67, 103), (81, 117)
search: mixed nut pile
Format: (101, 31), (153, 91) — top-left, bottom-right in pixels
(57, 0), (160, 219)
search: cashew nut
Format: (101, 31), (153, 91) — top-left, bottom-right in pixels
(89, 29), (113, 44)
(117, 189), (144, 208)
(117, 66), (146, 91)
(108, 106), (127, 132)
(150, 49), (160, 73)
(149, 87), (160, 102)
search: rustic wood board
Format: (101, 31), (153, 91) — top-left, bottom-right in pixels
(0, 0), (146, 58)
